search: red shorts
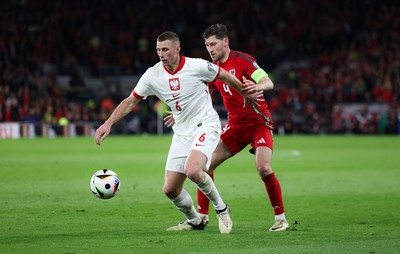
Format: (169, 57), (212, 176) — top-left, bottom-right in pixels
(220, 121), (274, 155)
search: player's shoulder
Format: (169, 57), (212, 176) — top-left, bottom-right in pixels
(185, 56), (209, 65)
(139, 62), (163, 82)
(230, 50), (256, 63)
(147, 61), (163, 72)
(184, 57), (217, 72)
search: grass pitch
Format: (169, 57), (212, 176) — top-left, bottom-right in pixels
(1, 135), (400, 253)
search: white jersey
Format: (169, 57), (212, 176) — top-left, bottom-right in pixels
(133, 56), (221, 136)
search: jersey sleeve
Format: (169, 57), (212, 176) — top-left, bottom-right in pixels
(131, 68), (153, 99)
(197, 59), (220, 83)
(242, 53), (268, 83)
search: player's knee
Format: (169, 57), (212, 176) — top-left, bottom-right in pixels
(256, 164), (273, 177)
(163, 185), (180, 198)
(184, 167), (202, 183)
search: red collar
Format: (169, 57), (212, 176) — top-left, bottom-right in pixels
(163, 56), (186, 75)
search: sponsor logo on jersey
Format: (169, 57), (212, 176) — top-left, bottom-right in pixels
(169, 78), (180, 91)
(257, 138), (266, 144)
(172, 93), (180, 98)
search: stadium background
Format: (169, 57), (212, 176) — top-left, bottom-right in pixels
(1, 0), (399, 138)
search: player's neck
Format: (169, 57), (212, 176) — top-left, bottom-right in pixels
(219, 49), (231, 64)
(166, 55), (181, 72)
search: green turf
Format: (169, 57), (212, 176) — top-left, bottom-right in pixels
(1, 135), (400, 253)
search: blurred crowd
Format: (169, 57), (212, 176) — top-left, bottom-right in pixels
(0, 0), (399, 134)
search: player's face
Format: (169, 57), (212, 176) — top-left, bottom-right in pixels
(204, 36), (228, 63)
(156, 40), (180, 68)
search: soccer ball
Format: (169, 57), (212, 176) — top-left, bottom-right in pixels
(90, 169), (120, 199)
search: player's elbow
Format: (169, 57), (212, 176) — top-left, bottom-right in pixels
(260, 76), (274, 90)
(260, 80), (274, 91)
(263, 77), (274, 90)
(269, 81), (274, 90)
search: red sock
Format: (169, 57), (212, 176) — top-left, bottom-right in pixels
(197, 172), (214, 214)
(262, 172), (284, 215)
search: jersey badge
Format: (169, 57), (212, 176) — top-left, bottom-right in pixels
(207, 62), (216, 73)
(169, 78), (180, 91)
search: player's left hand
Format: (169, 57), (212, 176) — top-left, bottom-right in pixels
(163, 111), (175, 127)
(243, 76), (263, 97)
(94, 122), (112, 145)
(242, 76), (263, 107)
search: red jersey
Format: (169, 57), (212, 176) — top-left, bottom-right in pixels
(209, 50), (273, 128)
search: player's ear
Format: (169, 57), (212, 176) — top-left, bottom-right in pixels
(176, 45), (181, 53)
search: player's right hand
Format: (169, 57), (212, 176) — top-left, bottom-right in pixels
(94, 122), (111, 145)
(163, 111), (175, 127)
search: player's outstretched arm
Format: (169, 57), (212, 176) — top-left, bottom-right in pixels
(217, 68), (257, 104)
(243, 76), (273, 94)
(95, 94), (140, 145)
(217, 68), (245, 93)
(242, 76), (272, 101)
(255, 76), (274, 91)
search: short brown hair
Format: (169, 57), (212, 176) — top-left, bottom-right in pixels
(202, 24), (228, 40)
(157, 31), (180, 43)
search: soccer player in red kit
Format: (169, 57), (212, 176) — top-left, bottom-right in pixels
(165, 24), (289, 231)
(198, 24), (288, 231)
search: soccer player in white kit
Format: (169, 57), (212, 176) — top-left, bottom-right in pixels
(95, 31), (253, 234)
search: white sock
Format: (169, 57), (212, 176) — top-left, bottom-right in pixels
(275, 213), (286, 221)
(197, 173), (226, 211)
(169, 189), (201, 225)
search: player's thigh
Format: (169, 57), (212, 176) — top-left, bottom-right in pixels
(255, 146), (273, 170)
(185, 149), (207, 182)
(252, 125), (274, 176)
(209, 139), (233, 172)
(255, 146), (274, 177)
(163, 170), (187, 198)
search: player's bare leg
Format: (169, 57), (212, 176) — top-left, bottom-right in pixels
(164, 171), (206, 231)
(186, 149), (232, 234)
(255, 146), (289, 231)
(197, 139), (232, 224)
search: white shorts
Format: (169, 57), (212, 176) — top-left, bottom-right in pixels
(165, 124), (221, 174)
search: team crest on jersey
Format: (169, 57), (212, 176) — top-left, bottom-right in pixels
(207, 62), (216, 73)
(229, 69), (236, 76)
(253, 61), (260, 68)
(169, 78), (180, 91)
